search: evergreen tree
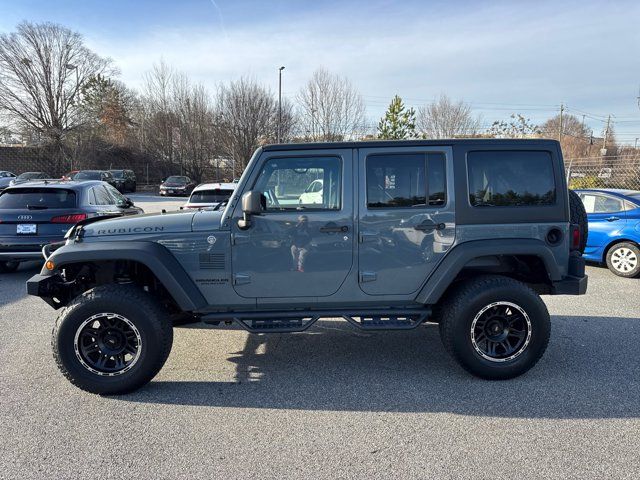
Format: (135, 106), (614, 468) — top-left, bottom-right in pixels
(377, 95), (417, 139)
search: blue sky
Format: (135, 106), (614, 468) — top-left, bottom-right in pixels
(1, 0), (639, 142)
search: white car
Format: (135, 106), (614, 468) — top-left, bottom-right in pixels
(183, 182), (236, 209)
(298, 179), (323, 205)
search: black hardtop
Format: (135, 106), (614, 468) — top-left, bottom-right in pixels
(263, 138), (561, 152)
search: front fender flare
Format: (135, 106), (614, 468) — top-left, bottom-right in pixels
(34, 241), (207, 312)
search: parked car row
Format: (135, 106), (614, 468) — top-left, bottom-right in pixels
(0, 169), (137, 193)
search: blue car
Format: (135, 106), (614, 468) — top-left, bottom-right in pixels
(575, 189), (640, 278)
(0, 180), (143, 273)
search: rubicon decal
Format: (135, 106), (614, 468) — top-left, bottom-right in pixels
(96, 226), (165, 234)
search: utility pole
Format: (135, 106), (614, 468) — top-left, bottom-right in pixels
(277, 66), (285, 143)
(635, 137), (638, 149)
(558, 104), (564, 142)
(601, 114), (611, 157)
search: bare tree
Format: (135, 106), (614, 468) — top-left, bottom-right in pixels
(215, 77), (291, 177)
(296, 68), (365, 141)
(540, 113), (595, 159)
(418, 95), (481, 139)
(173, 76), (217, 182)
(138, 61), (177, 166)
(489, 114), (540, 138)
(0, 21), (113, 159)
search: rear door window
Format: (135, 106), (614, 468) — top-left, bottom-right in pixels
(579, 193), (624, 214)
(467, 151), (556, 207)
(0, 188), (76, 208)
(93, 186), (115, 205)
(366, 152), (446, 208)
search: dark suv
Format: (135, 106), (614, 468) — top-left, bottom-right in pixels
(73, 170), (117, 189)
(0, 180), (143, 272)
(28, 139), (588, 394)
(109, 169), (137, 193)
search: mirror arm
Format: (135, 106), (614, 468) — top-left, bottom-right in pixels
(238, 212), (251, 230)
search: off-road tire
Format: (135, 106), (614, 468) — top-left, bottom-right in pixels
(438, 275), (550, 380)
(52, 284), (173, 395)
(0, 261), (20, 273)
(569, 189), (588, 253)
(606, 242), (640, 278)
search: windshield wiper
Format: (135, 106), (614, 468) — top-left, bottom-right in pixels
(26, 205), (48, 210)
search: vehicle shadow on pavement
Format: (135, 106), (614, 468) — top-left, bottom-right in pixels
(123, 315), (640, 418)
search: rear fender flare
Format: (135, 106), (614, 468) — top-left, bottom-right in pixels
(415, 239), (562, 304)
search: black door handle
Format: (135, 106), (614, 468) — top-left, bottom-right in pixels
(414, 221), (445, 232)
(320, 224), (349, 233)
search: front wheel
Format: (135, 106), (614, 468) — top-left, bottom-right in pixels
(438, 275), (550, 379)
(52, 284), (173, 394)
(606, 242), (640, 278)
(0, 261), (20, 273)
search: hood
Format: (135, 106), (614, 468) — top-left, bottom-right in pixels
(191, 209), (225, 231)
(81, 210), (197, 238)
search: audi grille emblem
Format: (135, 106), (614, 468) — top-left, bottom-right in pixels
(17, 215), (33, 220)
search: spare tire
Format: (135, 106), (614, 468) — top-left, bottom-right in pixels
(568, 189), (588, 254)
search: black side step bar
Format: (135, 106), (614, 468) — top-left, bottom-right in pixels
(200, 308), (431, 333)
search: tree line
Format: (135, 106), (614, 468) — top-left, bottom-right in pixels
(0, 21), (626, 182)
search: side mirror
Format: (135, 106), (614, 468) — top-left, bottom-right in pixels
(238, 190), (264, 230)
(118, 197), (133, 208)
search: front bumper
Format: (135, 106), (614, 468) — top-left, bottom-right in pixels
(551, 254), (588, 295)
(0, 236), (63, 262)
(26, 272), (67, 308)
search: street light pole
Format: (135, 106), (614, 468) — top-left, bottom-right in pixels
(65, 63), (80, 172)
(278, 66), (285, 143)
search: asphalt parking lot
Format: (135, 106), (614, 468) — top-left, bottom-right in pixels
(1, 195), (639, 479)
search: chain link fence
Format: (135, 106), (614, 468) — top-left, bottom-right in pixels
(0, 145), (232, 187)
(3, 144), (640, 191)
(566, 155), (640, 191)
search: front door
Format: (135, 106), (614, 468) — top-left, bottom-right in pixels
(358, 146), (455, 295)
(231, 150), (354, 298)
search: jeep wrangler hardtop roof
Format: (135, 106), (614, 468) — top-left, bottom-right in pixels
(263, 138), (560, 151)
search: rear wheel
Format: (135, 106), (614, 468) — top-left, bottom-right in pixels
(52, 284), (173, 394)
(438, 275), (550, 379)
(0, 261), (20, 273)
(606, 242), (640, 278)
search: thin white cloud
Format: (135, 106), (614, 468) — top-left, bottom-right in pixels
(83, 0), (640, 134)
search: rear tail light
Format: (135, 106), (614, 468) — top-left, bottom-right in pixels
(570, 224), (581, 251)
(51, 213), (87, 224)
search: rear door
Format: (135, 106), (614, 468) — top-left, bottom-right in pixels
(578, 192), (627, 249)
(357, 146), (455, 295)
(231, 149), (354, 298)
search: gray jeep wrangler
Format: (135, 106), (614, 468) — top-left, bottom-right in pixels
(27, 139), (588, 394)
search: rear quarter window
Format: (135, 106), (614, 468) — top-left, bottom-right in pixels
(0, 188), (77, 208)
(467, 150), (556, 207)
